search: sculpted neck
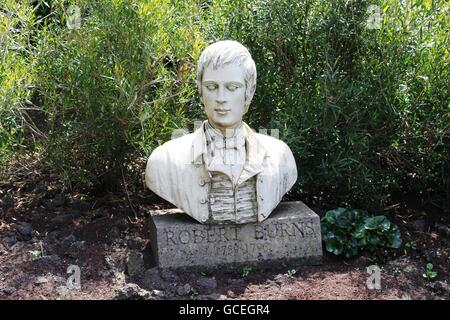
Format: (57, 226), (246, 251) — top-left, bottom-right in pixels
(207, 120), (243, 138)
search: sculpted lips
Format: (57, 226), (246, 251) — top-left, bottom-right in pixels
(215, 108), (231, 115)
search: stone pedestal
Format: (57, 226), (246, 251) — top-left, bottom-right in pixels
(148, 201), (322, 269)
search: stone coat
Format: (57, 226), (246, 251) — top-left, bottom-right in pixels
(145, 121), (297, 224)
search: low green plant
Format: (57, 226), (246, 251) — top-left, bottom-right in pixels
(392, 267), (402, 274)
(405, 242), (417, 250)
(321, 208), (401, 258)
(29, 250), (42, 261)
(423, 263), (437, 279)
(242, 266), (252, 278)
(190, 287), (198, 299)
(285, 269), (296, 278)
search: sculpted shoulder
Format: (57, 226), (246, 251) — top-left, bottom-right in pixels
(148, 133), (195, 163)
(253, 132), (292, 154)
(145, 134), (196, 194)
(147, 132), (196, 178)
(254, 131), (297, 183)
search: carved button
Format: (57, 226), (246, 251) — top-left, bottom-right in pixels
(199, 179), (206, 186)
(199, 198), (208, 204)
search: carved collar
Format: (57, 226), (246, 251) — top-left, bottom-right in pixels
(190, 121), (267, 181)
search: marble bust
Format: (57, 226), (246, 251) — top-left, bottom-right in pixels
(145, 40), (297, 224)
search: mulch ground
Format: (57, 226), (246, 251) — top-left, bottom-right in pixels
(0, 163), (448, 300)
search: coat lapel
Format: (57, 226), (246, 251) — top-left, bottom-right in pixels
(189, 121), (267, 186)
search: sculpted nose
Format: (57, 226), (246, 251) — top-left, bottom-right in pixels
(216, 87), (226, 104)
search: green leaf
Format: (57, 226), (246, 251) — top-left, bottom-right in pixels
(364, 216), (386, 230)
(325, 238), (343, 255)
(379, 217), (391, 231)
(347, 209), (368, 223)
(353, 225), (366, 238)
(323, 231), (336, 241)
(322, 208), (347, 224)
(368, 233), (381, 246)
(389, 229), (402, 248)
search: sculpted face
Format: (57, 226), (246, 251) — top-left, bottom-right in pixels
(201, 63), (247, 133)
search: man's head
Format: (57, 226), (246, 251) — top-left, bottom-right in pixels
(197, 40), (257, 131)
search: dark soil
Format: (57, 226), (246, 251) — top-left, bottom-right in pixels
(0, 162), (448, 300)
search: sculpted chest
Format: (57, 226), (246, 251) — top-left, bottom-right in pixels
(182, 158), (270, 223)
(145, 122), (297, 224)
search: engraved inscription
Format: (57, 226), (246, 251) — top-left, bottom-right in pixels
(202, 241), (272, 259)
(163, 225), (239, 246)
(153, 203), (323, 268)
(254, 221), (316, 240)
(162, 220), (317, 246)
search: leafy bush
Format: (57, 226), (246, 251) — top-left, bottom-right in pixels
(206, 0), (449, 210)
(321, 208), (401, 258)
(0, 0), (38, 165)
(33, 0), (206, 187)
(0, 0), (448, 211)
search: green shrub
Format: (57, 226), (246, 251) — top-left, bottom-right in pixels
(33, 0), (206, 187)
(206, 0), (449, 210)
(0, 0), (38, 166)
(321, 208), (401, 258)
(0, 0), (448, 211)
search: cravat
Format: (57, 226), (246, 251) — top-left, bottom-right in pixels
(205, 122), (246, 183)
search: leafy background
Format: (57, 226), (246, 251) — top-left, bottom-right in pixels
(1, 0), (448, 212)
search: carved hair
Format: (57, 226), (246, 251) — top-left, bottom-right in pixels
(196, 40), (257, 110)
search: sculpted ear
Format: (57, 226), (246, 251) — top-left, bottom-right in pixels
(243, 103), (250, 115)
(244, 81), (255, 114)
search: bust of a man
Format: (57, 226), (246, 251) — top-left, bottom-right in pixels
(145, 40), (297, 224)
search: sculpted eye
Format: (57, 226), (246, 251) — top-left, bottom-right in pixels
(205, 84), (217, 91)
(227, 84), (240, 91)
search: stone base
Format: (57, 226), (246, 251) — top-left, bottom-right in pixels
(148, 201), (323, 270)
